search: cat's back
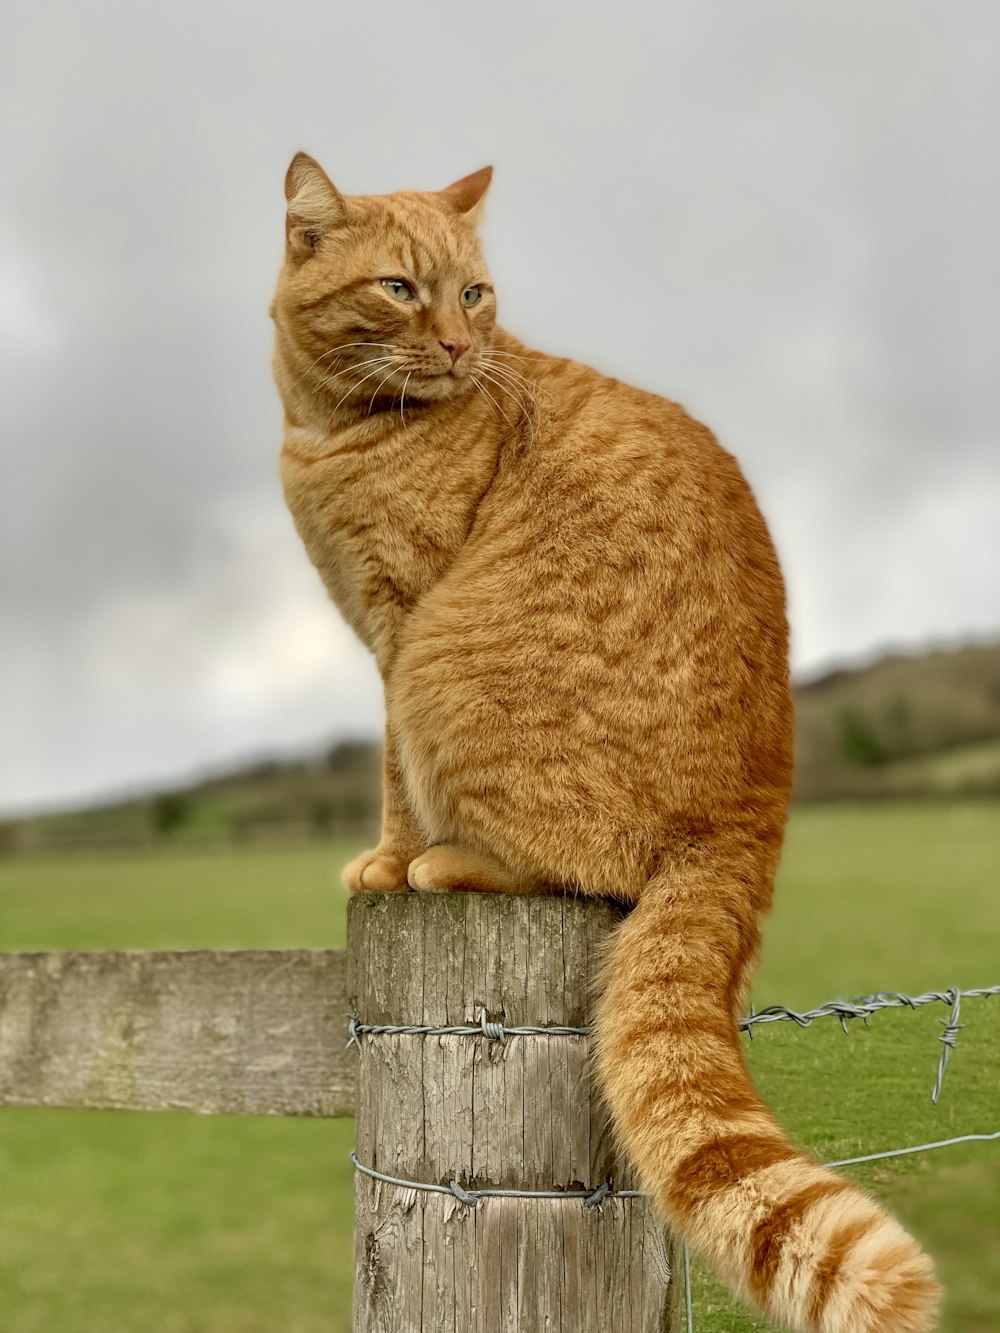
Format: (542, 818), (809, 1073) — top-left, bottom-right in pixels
(392, 351), (791, 853)
(404, 348), (786, 692)
(484, 348), (776, 582)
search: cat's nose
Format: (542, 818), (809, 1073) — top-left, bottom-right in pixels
(440, 338), (471, 365)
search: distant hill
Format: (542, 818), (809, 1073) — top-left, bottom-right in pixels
(3, 640), (998, 853)
(793, 640), (1000, 801)
(1, 742), (384, 855)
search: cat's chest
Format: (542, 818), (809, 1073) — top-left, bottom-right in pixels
(280, 430), (492, 654)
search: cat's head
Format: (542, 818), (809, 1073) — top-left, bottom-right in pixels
(272, 153), (495, 413)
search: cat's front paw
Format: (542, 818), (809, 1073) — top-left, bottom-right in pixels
(342, 849), (410, 893)
(407, 844), (521, 894)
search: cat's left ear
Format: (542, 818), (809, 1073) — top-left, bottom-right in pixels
(438, 166), (493, 225)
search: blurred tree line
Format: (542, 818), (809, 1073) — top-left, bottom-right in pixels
(3, 642), (999, 854)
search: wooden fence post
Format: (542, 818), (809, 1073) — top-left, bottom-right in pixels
(348, 891), (681, 1331)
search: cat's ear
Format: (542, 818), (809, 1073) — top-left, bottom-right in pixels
(438, 166), (493, 225)
(284, 152), (347, 255)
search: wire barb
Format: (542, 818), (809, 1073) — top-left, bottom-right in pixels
(350, 1153), (643, 1207)
(346, 1015), (589, 1042)
(478, 1009), (507, 1042)
(348, 982), (1000, 1103)
(931, 988), (964, 1104)
(583, 1179), (613, 1208)
(448, 1179), (480, 1207)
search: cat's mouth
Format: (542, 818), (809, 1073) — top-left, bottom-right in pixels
(404, 366), (477, 400)
(416, 361), (473, 380)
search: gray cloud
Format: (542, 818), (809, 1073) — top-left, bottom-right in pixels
(2, 0), (998, 811)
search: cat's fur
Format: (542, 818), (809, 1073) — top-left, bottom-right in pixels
(271, 153), (939, 1333)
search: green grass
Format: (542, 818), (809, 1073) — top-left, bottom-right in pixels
(0, 843), (357, 1333)
(1, 807), (998, 1331)
(705, 803), (1000, 1332)
(0, 843), (351, 952)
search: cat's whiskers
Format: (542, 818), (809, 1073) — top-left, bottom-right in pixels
(320, 340), (397, 358)
(287, 342), (398, 393)
(285, 341), (392, 391)
(475, 371), (531, 423)
(477, 357), (536, 410)
(286, 348), (345, 392)
(482, 347), (531, 363)
(471, 375), (516, 428)
(314, 341), (398, 373)
(475, 364), (537, 427)
(314, 361), (400, 430)
(330, 360), (407, 418)
(478, 349), (536, 385)
(478, 363), (540, 446)
(399, 372), (412, 427)
(366, 367), (401, 417)
(317, 356), (399, 390)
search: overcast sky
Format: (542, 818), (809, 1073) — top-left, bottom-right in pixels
(1, 0), (998, 814)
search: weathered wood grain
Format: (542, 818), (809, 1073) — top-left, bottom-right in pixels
(349, 892), (679, 1332)
(0, 949), (354, 1117)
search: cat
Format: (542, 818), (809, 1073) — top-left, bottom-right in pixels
(271, 152), (939, 1333)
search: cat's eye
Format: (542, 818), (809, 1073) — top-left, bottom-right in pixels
(461, 285), (482, 308)
(381, 278), (414, 303)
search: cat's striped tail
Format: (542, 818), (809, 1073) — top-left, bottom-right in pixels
(594, 861), (940, 1333)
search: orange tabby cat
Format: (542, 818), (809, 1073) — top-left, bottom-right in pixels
(271, 153), (939, 1333)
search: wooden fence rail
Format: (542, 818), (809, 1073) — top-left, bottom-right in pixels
(0, 948), (353, 1116)
(0, 894), (681, 1330)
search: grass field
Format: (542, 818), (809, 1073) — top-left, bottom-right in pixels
(0, 803), (998, 1331)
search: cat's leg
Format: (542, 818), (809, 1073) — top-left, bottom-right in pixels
(343, 729), (426, 892)
(407, 843), (538, 894)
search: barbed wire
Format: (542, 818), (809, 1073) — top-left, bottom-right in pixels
(349, 981), (1000, 1102)
(347, 1011), (588, 1046)
(741, 983), (1000, 1102)
(348, 982), (1000, 1333)
(350, 1152), (643, 1208)
(351, 1128), (1000, 1333)
(350, 1129), (1000, 1211)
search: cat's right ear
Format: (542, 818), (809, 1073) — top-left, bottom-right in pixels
(284, 152), (347, 257)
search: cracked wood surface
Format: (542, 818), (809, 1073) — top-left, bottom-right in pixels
(349, 892), (679, 1332)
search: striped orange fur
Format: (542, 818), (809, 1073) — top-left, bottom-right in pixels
(271, 154), (940, 1332)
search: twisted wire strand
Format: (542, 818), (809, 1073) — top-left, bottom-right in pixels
(351, 1129), (1000, 1211)
(739, 983), (999, 1034)
(347, 1010), (587, 1048)
(350, 1129), (999, 1333)
(741, 983), (999, 1103)
(348, 983), (999, 1102)
(350, 1152), (642, 1207)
